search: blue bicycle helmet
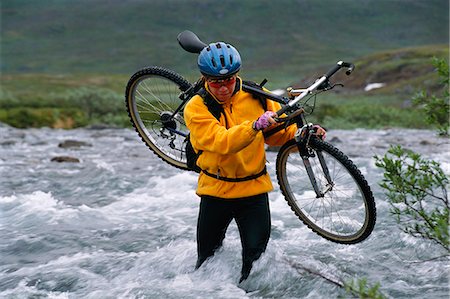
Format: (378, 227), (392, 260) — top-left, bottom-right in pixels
(198, 42), (241, 78)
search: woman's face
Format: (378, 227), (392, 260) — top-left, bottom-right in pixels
(206, 75), (237, 102)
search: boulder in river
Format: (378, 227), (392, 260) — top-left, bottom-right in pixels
(51, 156), (80, 163)
(58, 140), (92, 148)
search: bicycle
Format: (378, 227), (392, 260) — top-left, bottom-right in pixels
(125, 30), (376, 244)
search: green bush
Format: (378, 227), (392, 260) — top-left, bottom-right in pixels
(412, 58), (449, 135)
(62, 87), (123, 115)
(343, 278), (386, 299)
(375, 145), (449, 251)
(0, 86), (125, 128)
(0, 107), (87, 128)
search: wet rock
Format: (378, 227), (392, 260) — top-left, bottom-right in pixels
(58, 140), (92, 148)
(419, 140), (433, 146)
(51, 156), (80, 163)
(0, 140), (16, 146)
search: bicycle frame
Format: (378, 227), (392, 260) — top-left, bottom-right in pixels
(176, 30), (355, 198)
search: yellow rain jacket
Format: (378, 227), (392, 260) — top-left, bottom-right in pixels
(184, 77), (297, 199)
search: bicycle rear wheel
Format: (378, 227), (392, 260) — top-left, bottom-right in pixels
(125, 67), (192, 170)
(276, 138), (376, 244)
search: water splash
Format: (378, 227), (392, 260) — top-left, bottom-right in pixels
(0, 127), (449, 298)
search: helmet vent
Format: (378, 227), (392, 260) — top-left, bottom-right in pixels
(230, 55), (233, 64)
(220, 55), (225, 67)
(216, 43), (222, 49)
(211, 58), (217, 67)
(206, 46), (211, 51)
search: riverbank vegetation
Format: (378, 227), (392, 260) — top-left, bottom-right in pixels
(0, 46), (448, 130)
(2, 0), (448, 130)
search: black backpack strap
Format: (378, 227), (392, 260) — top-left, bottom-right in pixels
(202, 166), (267, 182)
(185, 133), (202, 173)
(197, 88), (223, 121)
(185, 88), (225, 173)
(242, 80), (268, 111)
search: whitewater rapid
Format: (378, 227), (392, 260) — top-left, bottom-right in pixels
(0, 125), (449, 298)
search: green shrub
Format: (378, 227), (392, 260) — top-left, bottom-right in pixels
(0, 86), (125, 128)
(412, 58), (449, 135)
(0, 107), (87, 128)
(47, 87), (125, 127)
(343, 278), (386, 299)
(375, 145), (449, 251)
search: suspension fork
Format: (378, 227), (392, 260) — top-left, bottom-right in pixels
(300, 151), (323, 198)
(294, 123), (333, 198)
(316, 151), (333, 185)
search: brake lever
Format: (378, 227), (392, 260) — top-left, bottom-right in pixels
(330, 83), (344, 89)
(318, 82), (344, 91)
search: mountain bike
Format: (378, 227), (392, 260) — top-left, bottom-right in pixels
(125, 31), (376, 244)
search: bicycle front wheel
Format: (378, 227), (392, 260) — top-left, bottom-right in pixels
(276, 138), (376, 244)
(125, 67), (192, 170)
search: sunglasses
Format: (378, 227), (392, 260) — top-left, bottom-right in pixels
(206, 76), (236, 88)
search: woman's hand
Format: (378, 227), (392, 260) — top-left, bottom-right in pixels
(312, 124), (326, 140)
(253, 111), (277, 131)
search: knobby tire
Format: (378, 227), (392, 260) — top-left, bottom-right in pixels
(276, 138), (376, 244)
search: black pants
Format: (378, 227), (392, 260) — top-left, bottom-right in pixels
(195, 193), (271, 282)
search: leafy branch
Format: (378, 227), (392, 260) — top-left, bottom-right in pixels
(412, 57), (449, 136)
(375, 145), (449, 252)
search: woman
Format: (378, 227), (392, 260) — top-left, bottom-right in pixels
(184, 41), (323, 282)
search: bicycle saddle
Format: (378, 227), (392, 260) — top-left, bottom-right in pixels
(177, 30), (207, 54)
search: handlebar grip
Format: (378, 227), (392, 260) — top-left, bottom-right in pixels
(325, 64), (342, 78)
(275, 105), (290, 117)
(326, 61), (355, 78)
(344, 62), (355, 75)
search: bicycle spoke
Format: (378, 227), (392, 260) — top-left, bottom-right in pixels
(141, 81), (175, 112)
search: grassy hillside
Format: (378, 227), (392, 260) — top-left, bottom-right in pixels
(295, 44), (449, 93)
(1, 0), (448, 129)
(2, 0), (449, 82)
(0, 45), (447, 129)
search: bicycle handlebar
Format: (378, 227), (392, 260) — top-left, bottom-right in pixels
(275, 61), (355, 117)
(325, 61), (355, 78)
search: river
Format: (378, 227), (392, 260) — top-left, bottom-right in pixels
(0, 125), (449, 298)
